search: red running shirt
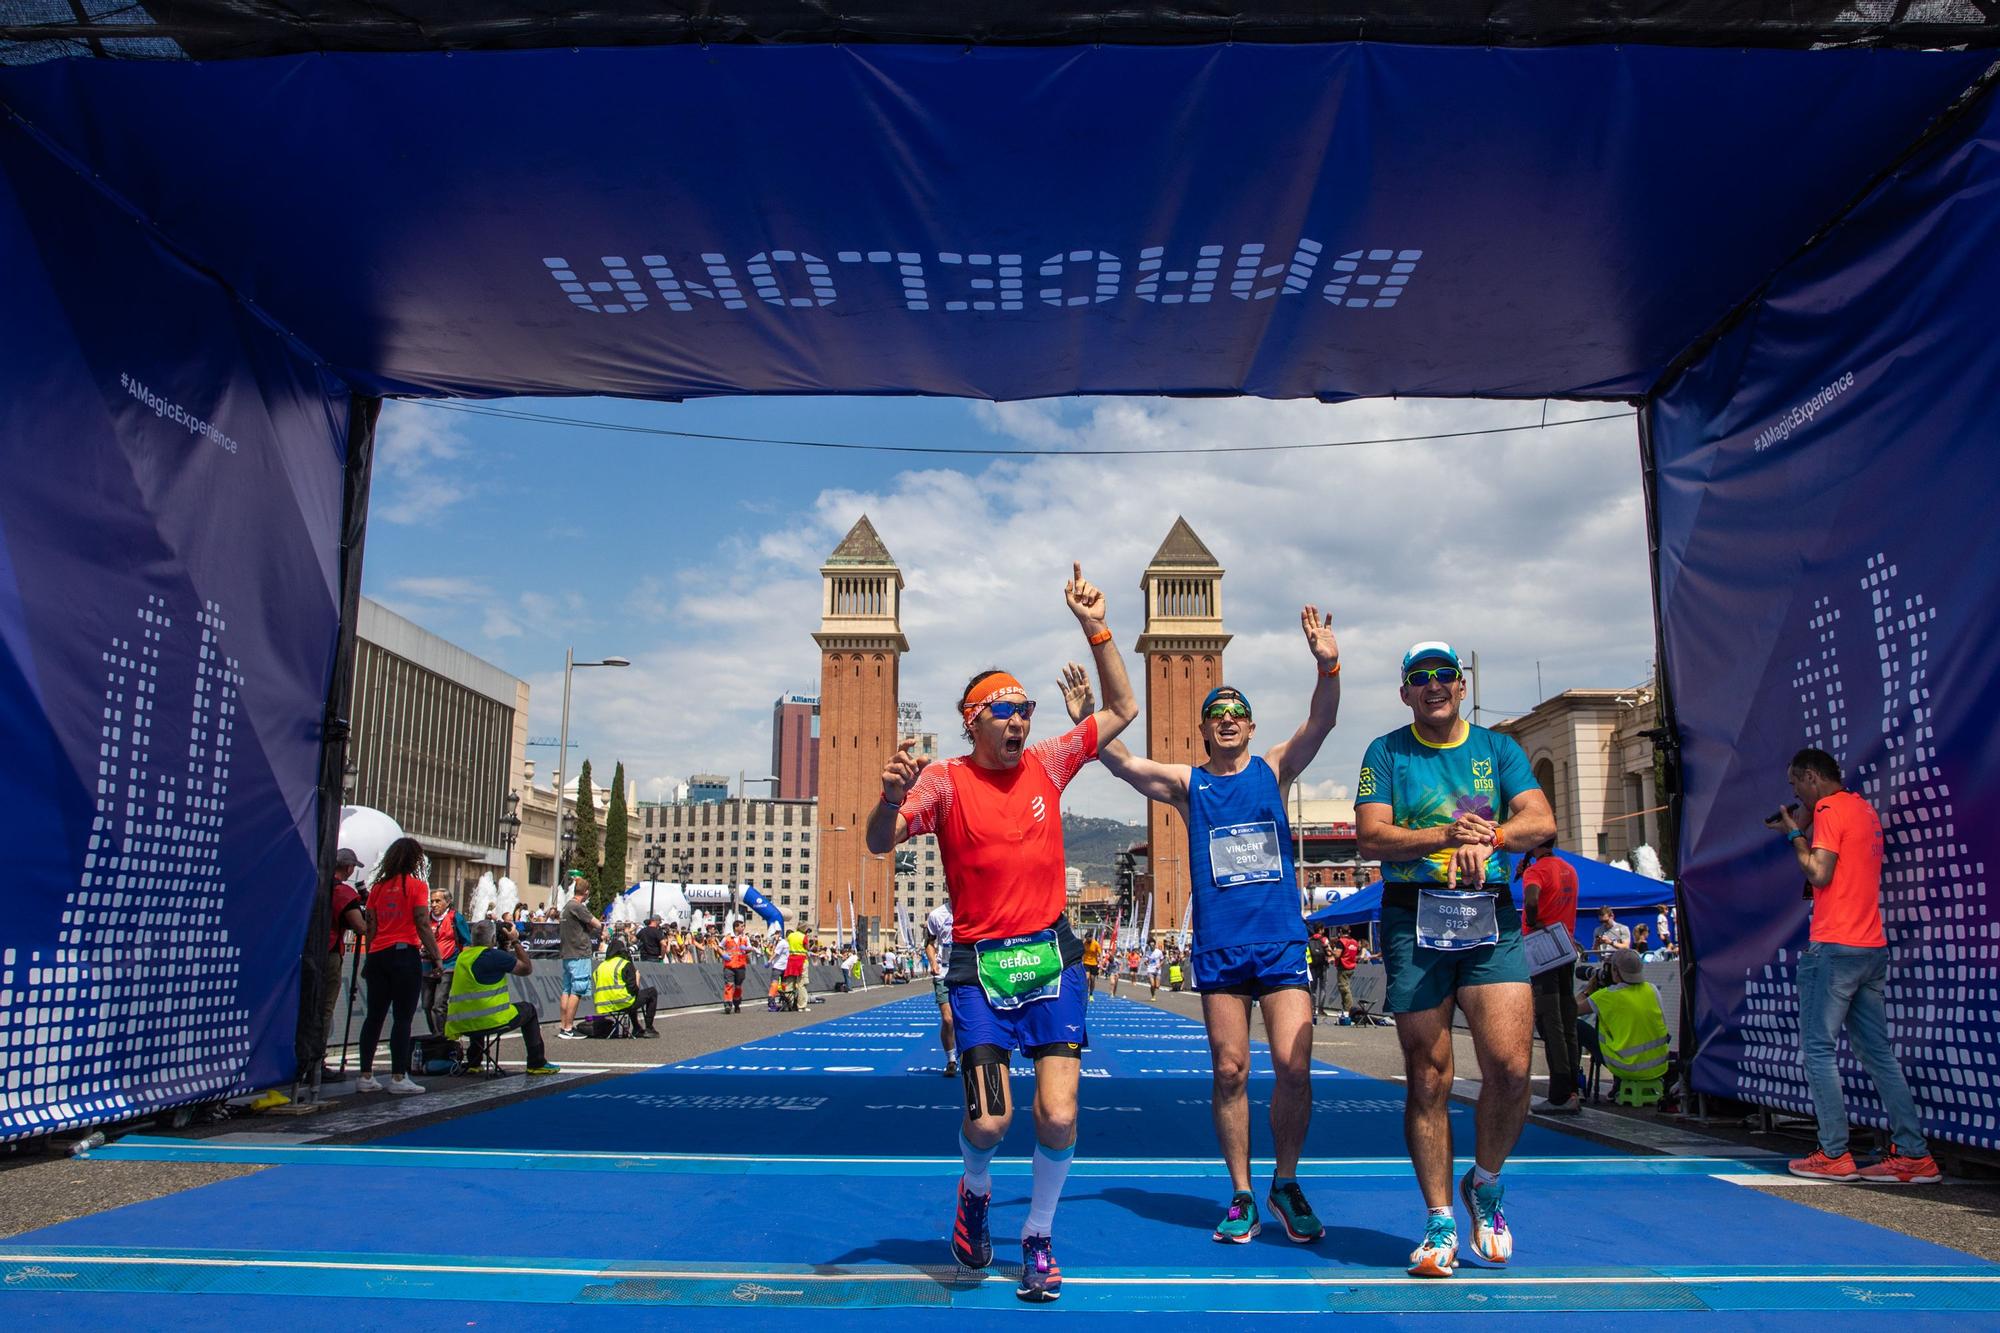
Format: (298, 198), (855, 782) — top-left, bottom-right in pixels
(1519, 855), (1579, 938)
(1810, 790), (1887, 947)
(367, 875), (428, 952)
(900, 717), (1098, 944)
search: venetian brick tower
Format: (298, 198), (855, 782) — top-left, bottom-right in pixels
(812, 516), (907, 940)
(1133, 517), (1230, 939)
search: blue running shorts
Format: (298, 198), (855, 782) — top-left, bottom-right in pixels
(1192, 940), (1312, 997)
(948, 964), (1090, 1057)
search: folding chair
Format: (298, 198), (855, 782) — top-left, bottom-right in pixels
(1577, 1014), (1603, 1103)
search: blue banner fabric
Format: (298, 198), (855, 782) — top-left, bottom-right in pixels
(0, 44), (1987, 402)
(1650, 91), (2000, 1152)
(0, 117), (350, 1140)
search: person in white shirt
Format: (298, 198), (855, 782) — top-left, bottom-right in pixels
(924, 903), (959, 1077)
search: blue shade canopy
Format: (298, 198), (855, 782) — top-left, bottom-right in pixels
(0, 41), (1990, 401)
(1307, 852), (1672, 926)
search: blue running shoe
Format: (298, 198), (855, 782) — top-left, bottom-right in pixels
(1211, 1190), (1261, 1244)
(1017, 1235), (1062, 1302)
(1266, 1181), (1324, 1243)
(1408, 1213), (1458, 1278)
(1458, 1169), (1513, 1265)
(949, 1180), (992, 1269)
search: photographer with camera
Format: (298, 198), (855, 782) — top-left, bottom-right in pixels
(445, 920), (563, 1076)
(1576, 949), (1671, 1108)
(1768, 748), (1938, 1184)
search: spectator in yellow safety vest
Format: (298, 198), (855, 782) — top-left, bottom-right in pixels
(592, 940), (660, 1037)
(446, 921), (561, 1076)
(1577, 950), (1674, 1109)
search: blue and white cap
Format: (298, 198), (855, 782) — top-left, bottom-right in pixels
(1401, 641), (1461, 673)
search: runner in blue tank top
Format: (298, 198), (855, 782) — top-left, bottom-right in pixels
(1062, 605), (1342, 1247)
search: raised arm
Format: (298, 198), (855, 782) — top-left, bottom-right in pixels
(1064, 562), (1139, 746)
(866, 736), (929, 853)
(1058, 662), (1187, 806)
(1266, 604), (1343, 788)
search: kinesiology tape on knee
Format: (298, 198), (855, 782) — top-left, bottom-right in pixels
(982, 1061), (1008, 1116)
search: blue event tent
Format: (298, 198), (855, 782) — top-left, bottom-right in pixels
(1308, 851), (1675, 929)
(2, 4), (1998, 1154)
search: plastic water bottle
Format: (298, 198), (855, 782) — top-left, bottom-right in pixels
(70, 1131), (108, 1156)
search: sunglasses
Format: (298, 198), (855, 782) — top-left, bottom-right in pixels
(1203, 702), (1251, 720)
(983, 699), (1036, 721)
(1403, 667), (1464, 688)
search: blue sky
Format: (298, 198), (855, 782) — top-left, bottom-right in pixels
(362, 393), (1656, 820)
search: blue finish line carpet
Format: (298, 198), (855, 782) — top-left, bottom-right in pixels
(4, 994), (1995, 1328)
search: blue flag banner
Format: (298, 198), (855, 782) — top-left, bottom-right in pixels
(0, 116), (350, 1140)
(0, 44), (1987, 402)
(1650, 91), (2000, 1153)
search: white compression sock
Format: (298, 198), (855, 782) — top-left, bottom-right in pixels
(959, 1130), (998, 1196)
(1022, 1141), (1075, 1239)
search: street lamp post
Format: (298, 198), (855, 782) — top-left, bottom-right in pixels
(551, 646), (629, 907)
(642, 846), (666, 921)
(496, 790), (522, 883)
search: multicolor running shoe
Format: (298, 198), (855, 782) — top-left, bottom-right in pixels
(1211, 1190), (1261, 1243)
(1266, 1181), (1325, 1244)
(1458, 1169), (1513, 1265)
(949, 1180), (992, 1269)
(1407, 1213), (1459, 1278)
(1017, 1235), (1063, 1302)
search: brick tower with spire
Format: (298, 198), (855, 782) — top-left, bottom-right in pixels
(812, 516), (907, 941)
(1132, 517), (1230, 941)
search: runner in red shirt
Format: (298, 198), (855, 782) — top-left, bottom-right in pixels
(868, 563), (1137, 1303)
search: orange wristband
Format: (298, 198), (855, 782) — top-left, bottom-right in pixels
(1491, 825), (1508, 850)
(1320, 660), (1341, 676)
(1087, 627), (1112, 646)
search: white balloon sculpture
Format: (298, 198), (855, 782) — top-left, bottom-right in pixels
(337, 805), (404, 886)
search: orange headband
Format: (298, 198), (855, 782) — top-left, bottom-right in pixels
(961, 672), (1025, 727)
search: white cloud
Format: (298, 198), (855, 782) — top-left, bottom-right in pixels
(540, 400), (1648, 824)
(373, 402), (476, 524)
(546, 397), (1655, 825)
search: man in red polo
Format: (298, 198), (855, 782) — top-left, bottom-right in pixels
(1519, 838), (1581, 1114)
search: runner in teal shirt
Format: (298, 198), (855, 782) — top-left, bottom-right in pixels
(1354, 640), (1556, 1284)
(1358, 720), (1536, 886)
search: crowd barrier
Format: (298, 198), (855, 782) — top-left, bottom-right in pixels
(326, 956), (889, 1028)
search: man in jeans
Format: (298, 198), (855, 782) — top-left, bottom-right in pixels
(555, 872), (601, 1040)
(1775, 748), (1939, 1184)
(1519, 838), (1582, 1114)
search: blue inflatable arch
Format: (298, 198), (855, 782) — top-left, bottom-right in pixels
(2, 4), (1997, 1152)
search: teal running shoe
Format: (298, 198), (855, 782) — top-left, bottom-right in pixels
(1266, 1180), (1324, 1243)
(1211, 1190), (1261, 1244)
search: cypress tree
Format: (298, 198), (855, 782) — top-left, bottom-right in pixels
(569, 757), (602, 904)
(598, 762), (629, 911)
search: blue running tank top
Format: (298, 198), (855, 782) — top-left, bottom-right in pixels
(1185, 756), (1304, 954)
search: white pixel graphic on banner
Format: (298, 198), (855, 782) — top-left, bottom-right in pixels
(0, 596), (254, 1141)
(1734, 554), (1997, 1145)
